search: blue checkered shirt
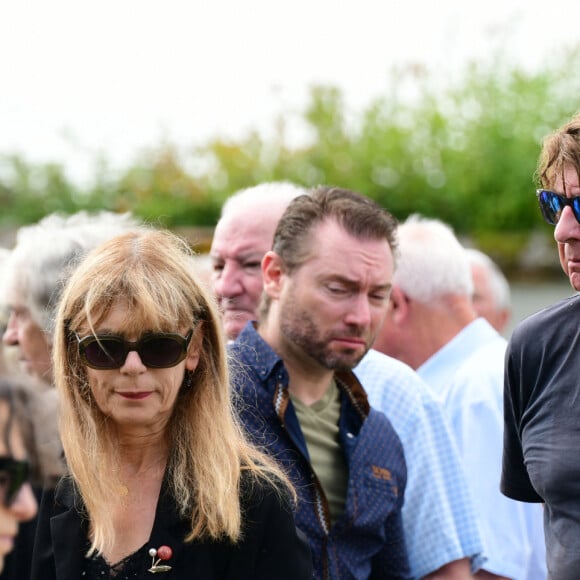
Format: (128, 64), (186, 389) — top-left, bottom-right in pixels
(355, 349), (485, 578)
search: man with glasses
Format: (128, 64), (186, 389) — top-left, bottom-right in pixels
(502, 114), (580, 579)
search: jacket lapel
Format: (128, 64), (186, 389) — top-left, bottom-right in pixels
(51, 506), (87, 579)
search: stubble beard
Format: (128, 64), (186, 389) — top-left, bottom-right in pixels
(279, 299), (368, 371)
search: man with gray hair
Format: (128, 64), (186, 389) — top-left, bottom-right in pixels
(465, 248), (512, 335)
(372, 214), (546, 579)
(210, 181), (307, 341)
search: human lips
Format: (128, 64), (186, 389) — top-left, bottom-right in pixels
(566, 254), (580, 268)
(220, 301), (254, 316)
(563, 248), (580, 274)
(222, 308), (254, 328)
(332, 336), (367, 349)
(117, 391), (153, 400)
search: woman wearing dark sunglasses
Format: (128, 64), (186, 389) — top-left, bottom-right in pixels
(30, 228), (312, 580)
(0, 377), (40, 574)
(502, 114), (580, 579)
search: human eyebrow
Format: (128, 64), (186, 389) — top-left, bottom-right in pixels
(235, 251), (263, 263)
(372, 282), (392, 292)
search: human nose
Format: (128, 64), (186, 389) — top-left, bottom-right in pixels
(213, 262), (243, 299)
(120, 350), (147, 373)
(554, 205), (580, 244)
(344, 295), (372, 328)
(9, 482), (38, 523)
(2, 312), (19, 347)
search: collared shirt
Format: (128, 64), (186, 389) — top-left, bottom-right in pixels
(419, 318), (546, 580)
(230, 323), (411, 580)
(355, 349), (484, 579)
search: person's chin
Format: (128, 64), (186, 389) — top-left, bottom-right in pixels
(0, 534), (15, 561)
(326, 347), (368, 371)
(224, 313), (252, 340)
(568, 271), (580, 292)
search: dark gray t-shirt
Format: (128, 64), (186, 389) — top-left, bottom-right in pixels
(502, 294), (580, 579)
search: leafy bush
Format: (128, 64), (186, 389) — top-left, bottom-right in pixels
(2, 45), (580, 248)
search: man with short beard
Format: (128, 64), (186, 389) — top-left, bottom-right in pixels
(229, 186), (410, 579)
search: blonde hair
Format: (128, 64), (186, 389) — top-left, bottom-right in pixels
(52, 227), (292, 556)
(537, 113), (580, 189)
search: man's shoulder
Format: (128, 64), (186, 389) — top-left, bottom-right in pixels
(355, 351), (462, 461)
(355, 350), (437, 414)
(512, 293), (580, 338)
(228, 322), (264, 358)
(228, 324), (281, 379)
(355, 350), (426, 393)
(459, 330), (506, 375)
(508, 293), (580, 363)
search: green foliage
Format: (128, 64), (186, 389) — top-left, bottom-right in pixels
(2, 45), (580, 245)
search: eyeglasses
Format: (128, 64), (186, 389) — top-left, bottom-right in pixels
(76, 330), (194, 370)
(536, 189), (580, 225)
(0, 457), (30, 507)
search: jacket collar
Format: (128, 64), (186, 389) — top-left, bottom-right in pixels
(233, 322), (370, 418)
(51, 477), (188, 578)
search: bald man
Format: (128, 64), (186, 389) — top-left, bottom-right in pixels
(210, 181), (307, 340)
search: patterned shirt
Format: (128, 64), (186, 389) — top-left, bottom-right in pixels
(230, 323), (411, 580)
(355, 349), (485, 578)
(419, 319), (546, 579)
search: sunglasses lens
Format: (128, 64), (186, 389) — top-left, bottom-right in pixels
(81, 338), (127, 369)
(78, 333), (191, 369)
(573, 198), (580, 222)
(0, 458), (29, 507)
(538, 190), (563, 225)
(139, 336), (186, 368)
(537, 190), (580, 225)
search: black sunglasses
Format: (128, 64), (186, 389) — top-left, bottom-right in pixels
(0, 457), (30, 507)
(76, 330), (194, 370)
(536, 189), (580, 225)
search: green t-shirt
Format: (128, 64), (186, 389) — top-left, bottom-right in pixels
(290, 379), (349, 524)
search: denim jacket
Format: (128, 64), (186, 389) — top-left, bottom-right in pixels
(230, 323), (411, 580)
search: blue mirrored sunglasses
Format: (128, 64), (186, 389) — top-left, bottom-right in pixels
(536, 189), (580, 225)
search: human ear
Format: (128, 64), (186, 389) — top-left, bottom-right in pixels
(389, 286), (411, 325)
(261, 251), (285, 300)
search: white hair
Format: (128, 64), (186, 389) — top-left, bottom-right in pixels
(465, 247), (511, 309)
(220, 181), (308, 218)
(394, 214), (473, 302)
(3, 211), (141, 337)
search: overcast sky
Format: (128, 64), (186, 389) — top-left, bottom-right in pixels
(1, 0), (579, 182)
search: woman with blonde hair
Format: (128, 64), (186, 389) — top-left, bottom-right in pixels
(31, 228), (312, 579)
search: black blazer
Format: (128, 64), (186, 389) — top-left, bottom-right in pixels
(31, 476), (313, 580)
